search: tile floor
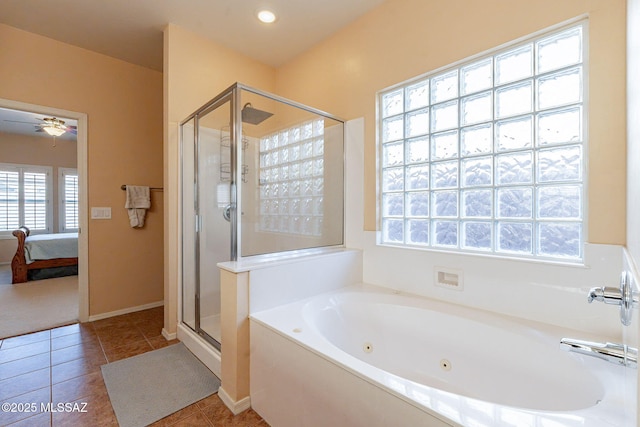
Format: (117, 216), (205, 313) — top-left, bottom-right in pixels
(0, 307), (268, 426)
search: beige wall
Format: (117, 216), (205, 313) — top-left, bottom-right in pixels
(0, 24), (163, 315)
(164, 24), (276, 125)
(275, 0), (627, 245)
(164, 24), (276, 334)
(0, 132), (77, 263)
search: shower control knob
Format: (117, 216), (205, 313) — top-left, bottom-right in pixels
(587, 271), (638, 326)
(588, 286), (623, 305)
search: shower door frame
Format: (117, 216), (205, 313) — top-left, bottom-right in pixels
(181, 89), (237, 351)
(230, 83), (346, 259)
(180, 82), (346, 349)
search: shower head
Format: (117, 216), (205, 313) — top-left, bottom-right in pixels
(241, 103), (273, 125)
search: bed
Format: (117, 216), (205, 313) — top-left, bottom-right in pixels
(11, 226), (78, 284)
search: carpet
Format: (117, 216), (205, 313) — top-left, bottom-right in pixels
(101, 343), (220, 427)
(0, 265), (11, 285)
(0, 274), (78, 339)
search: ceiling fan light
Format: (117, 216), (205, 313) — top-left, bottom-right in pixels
(41, 117), (67, 137)
(43, 125), (66, 137)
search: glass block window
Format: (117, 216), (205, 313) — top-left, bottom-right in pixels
(59, 168), (79, 232)
(378, 23), (585, 260)
(258, 119), (325, 236)
(0, 164), (52, 234)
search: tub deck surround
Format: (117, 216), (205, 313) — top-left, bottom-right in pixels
(219, 248), (362, 314)
(207, 248), (362, 414)
(250, 284), (635, 427)
(216, 247), (357, 273)
(362, 233), (627, 338)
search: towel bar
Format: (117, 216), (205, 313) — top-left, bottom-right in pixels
(120, 185), (163, 191)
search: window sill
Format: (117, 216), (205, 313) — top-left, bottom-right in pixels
(376, 241), (587, 268)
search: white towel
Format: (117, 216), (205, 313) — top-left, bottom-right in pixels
(125, 185), (150, 228)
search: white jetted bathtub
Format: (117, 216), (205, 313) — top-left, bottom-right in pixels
(250, 285), (635, 427)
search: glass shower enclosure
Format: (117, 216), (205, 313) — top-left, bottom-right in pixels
(180, 83), (345, 349)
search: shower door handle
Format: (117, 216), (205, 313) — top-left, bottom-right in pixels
(223, 204), (232, 222)
(222, 204), (243, 221)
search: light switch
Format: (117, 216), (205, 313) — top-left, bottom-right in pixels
(91, 207), (112, 219)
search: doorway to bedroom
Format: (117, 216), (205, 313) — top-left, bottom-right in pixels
(0, 99), (88, 339)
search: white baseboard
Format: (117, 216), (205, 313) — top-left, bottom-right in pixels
(87, 300), (164, 322)
(161, 328), (177, 340)
(218, 386), (251, 415)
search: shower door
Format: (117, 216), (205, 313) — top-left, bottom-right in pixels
(182, 94), (233, 350)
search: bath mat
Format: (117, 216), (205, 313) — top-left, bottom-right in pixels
(101, 343), (220, 427)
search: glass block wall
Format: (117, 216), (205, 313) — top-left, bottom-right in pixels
(258, 118), (325, 236)
(379, 24), (585, 260)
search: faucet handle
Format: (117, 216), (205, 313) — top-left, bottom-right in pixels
(588, 272), (638, 326)
(587, 287), (603, 303)
(587, 285), (623, 305)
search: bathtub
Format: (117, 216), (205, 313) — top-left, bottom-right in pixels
(250, 284), (634, 427)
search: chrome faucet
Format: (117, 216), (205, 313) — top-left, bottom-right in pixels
(566, 271), (639, 368)
(588, 271), (638, 326)
(560, 338), (637, 369)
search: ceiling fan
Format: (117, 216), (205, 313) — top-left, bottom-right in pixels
(3, 116), (77, 137)
(36, 117), (77, 137)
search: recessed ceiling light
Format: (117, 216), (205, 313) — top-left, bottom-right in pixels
(257, 9), (277, 24)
